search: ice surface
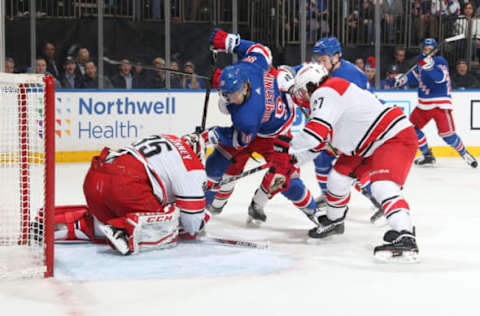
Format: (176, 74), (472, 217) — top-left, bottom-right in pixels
(1, 158), (480, 316)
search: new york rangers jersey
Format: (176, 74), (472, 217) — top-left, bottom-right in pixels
(216, 40), (294, 149)
(406, 56), (453, 110)
(290, 78), (412, 163)
(115, 134), (206, 216)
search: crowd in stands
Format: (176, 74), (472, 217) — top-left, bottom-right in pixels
(4, 42), (206, 90)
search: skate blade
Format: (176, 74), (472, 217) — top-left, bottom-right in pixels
(374, 250), (420, 263)
(246, 216), (264, 228)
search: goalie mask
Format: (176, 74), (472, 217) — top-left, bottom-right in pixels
(181, 133), (206, 164)
(293, 64), (329, 106)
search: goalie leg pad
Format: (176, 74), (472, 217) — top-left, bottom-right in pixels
(123, 208), (180, 255)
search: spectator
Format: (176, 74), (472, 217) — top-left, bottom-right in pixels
(365, 56), (376, 86)
(451, 59), (480, 89)
(5, 57), (15, 73)
(354, 57), (365, 71)
(454, 2), (480, 60)
(380, 0), (403, 43)
(41, 42), (61, 80)
(182, 61), (205, 89)
(34, 57), (61, 89)
(358, 0), (375, 44)
(132, 60), (150, 89)
(384, 46), (410, 76)
(110, 59), (139, 89)
(75, 47), (91, 76)
(80, 61), (113, 89)
(60, 56), (83, 89)
(306, 0), (329, 39)
(380, 64), (407, 89)
(151, 57), (166, 89)
(169, 60), (183, 88)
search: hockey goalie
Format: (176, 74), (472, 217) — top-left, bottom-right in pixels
(52, 133), (210, 255)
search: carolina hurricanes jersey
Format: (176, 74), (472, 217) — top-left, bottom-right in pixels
(290, 78), (412, 163)
(406, 56), (453, 110)
(216, 40), (294, 149)
(116, 134), (206, 219)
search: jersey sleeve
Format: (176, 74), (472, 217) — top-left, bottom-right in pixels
(234, 40), (271, 71)
(172, 169), (206, 235)
(215, 124), (258, 150)
(290, 88), (342, 154)
(422, 57), (449, 83)
(406, 69), (419, 86)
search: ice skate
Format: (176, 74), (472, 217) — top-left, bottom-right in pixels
(101, 225), (131, 255)
(206, 203), (225, 215)
(462, 151), (478, 168)
(374, 230), (419, 263)
(414, 149), (436, 166)
(246, 200), (267, 227)
(308, 208), (347, 240)
(314, 194), (327, 209)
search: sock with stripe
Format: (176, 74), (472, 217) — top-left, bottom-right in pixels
(414, 127), (430, 155)
(442, 133), (466, 156)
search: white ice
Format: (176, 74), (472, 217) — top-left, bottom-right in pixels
(1, 158), (480, 316)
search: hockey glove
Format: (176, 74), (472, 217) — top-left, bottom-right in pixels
(200, 126), (220, 145)
(393, 74), (407, 88)
(212, 68), (222, 90)
(417, 55), (434, 71)
(210, 28), (240, 54)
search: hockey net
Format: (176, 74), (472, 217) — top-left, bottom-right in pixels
(0, 74), (55, 279)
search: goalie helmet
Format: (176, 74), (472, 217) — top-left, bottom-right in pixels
(181, 133), (206, 164)
(293, 64), (329, 106)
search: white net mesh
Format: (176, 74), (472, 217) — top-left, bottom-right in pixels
(0, 74), (49, 279)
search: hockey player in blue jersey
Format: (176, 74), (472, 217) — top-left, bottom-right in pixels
(204, 28), (320, 225)
(395, 38), (477, 168)
(293, 36), (372, 207)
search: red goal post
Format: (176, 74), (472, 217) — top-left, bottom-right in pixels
(0, 73), (55, 279)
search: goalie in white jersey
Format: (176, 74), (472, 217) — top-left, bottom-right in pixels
(82, 133), (209, 255)
(282, 64), (419, 262)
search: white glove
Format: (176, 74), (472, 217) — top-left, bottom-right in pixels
(277, 66), (295, 93)
(417, 55), (435, 71)
(394, 74), (407, 88)
(225, 33), (241, 54)
(201, 127), (220, 145)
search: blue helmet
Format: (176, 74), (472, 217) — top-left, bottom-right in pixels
(312, 36), (342, 57)
(421, 38), (438, 49)
(218, 65), (249, 95)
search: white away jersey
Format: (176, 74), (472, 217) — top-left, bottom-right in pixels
(290, 77), (412, 161)
(121, 134), (206, 214)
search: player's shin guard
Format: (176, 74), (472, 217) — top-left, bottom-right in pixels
(281, 178), (319, 225)
(207, 175), (237, 215)
(371, 181), (413, 233)
(415, 127), (430, 155)
(442, 133), (466, 156)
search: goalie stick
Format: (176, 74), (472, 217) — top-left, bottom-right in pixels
(395, 34), (465, 84)
(103, 57), (209, 80)
(198, 236), (270, 249)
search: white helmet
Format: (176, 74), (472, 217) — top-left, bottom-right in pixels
(293, 63), (329, 101)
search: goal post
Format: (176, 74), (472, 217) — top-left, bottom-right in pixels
(0, 73), (55, 279)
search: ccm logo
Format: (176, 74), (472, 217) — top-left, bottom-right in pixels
(146, 215), (174, 223)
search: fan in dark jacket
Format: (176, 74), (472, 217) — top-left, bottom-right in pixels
(110, 59), (140, 89)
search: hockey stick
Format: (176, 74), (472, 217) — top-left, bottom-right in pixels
(198, 236), (270, 249)
(396, 34), (465, 85)
(196, 49), (218, 133)
(103, 57), (209, 80)
(207, 163), (271, 190)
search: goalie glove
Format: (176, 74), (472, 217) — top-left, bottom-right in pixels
(393, 74), (407, 88)
(210, 28), (240, 54)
